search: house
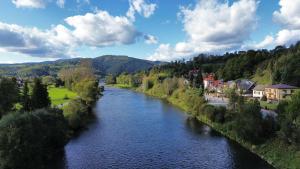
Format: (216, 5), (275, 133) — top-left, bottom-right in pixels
(236, 79), (255, 95)
(265, 84), (298, 101)
(203, 73), (216, 90)
(253, 85), (267, 99)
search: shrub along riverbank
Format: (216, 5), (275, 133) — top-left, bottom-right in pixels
(111, 71), (300, 169)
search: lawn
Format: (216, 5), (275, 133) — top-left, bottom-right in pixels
(48, 86), (77, 106)
(260, 101), (278, 110)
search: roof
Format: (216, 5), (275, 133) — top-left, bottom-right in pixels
(203, 73), (215, 81)
(266, 84), (298, 89)
(236, 79), (255, 91)
(253, 85), (267, 91)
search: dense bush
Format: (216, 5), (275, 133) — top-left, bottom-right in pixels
(73, 79), (100, 107)
(203, 105), (226, 123)
(163, 77), (178, 95)
(232, 100), (276, 144)
(63, 99), (89, 130)
(277, 91), (300, 146)
(0, 109), (68, 169)
(105, 74), (116, 84)
(142, 77), (153, 91)
(261, 95), (267, 101)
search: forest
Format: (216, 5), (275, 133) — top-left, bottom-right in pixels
(157, 42), (300, 86)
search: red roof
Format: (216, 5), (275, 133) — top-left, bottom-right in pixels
(203, 74), (215, 81)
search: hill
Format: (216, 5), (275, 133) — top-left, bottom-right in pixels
(0, 55), (164, 77)
(157, 42), (300, 86)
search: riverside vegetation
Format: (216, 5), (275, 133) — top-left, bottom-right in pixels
(0, 60), (101, 169)
(109, 44), (300, 169)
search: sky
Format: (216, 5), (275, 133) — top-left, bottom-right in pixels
(0, 0), (299, 63)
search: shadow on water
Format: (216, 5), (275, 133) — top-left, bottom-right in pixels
(185, 117), (222, 138)
(185, 117), (274, 169)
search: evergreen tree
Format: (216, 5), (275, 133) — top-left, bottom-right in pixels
(21, 81), (31, 112)
(0, 77), (19, 117)
(193, 70), (203, 88)
(31, 78), (50, 110)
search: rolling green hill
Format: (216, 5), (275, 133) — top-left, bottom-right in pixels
(0, 55), (164, 77)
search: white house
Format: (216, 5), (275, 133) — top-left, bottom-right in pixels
(253, 85), (267, 99)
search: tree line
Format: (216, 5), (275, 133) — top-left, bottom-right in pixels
(155, 42), (300, 86)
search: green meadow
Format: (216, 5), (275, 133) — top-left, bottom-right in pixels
(48, 86), (77, 106)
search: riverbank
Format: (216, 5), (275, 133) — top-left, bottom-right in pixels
(111, 84), (300, 169)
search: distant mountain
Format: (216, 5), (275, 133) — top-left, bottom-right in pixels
(0, 55), (165, 77)
(91, 55), (163, 75)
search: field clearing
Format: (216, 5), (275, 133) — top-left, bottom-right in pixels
(48, 86), (77, 106)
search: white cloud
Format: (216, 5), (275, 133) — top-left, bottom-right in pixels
(148, 43), (196, 61)
(12, 0), (46, 8)
(272, 0), (300, 46)
(65, 10), (139, 47)
(244, 35), (274, 49)
(251, 0), (300, 49)
(275, 29), (300, 46)
(127, 0), (157, 21)
(148, 44), (177, 61)
(144, 34), (158, 44)
(56, 0), (65, 8)
(0, 22), (74, 58)
(148, 0), (258, 61)
(273, 0), (300, 29)
(0, 9), (142, 59)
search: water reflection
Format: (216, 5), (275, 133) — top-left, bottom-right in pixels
(185, 117), (221, 137)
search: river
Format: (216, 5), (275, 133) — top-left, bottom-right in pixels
(53, 87), (274, 169)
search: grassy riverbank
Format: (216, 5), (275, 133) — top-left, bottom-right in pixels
(112, 83), (300, 169)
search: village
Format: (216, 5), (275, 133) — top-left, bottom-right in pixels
(201, 72), (299, 116)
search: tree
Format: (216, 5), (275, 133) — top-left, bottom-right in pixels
(226, 88), (244, 121)
(21, 81), (31, 112)
(193, 70), (203, 88)
(31, 78), (50, 110)
(58, 60), (96, 89)
(73, 79), (100, 107)
(163, 77), (178, 95)
(42, 76), (56, 86)
(235, 99), (265, 144)
(277, 91), (300, 145)
(63, 99), (88, 130)
(0, 109), (68, 169)
(0, 77), (19, 117)
(105, 74), (116, 84)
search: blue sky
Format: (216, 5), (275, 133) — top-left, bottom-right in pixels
(0, 0), (299, 63)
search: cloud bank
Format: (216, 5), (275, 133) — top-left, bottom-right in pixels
(149, 0), (258, 61)
(244, 0), (300, 50)
(2, 0), (157, 59)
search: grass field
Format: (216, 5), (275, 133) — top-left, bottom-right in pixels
(48, 86), (77, 106)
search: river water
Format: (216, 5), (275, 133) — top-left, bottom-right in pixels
(54, 87), (274, 169)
